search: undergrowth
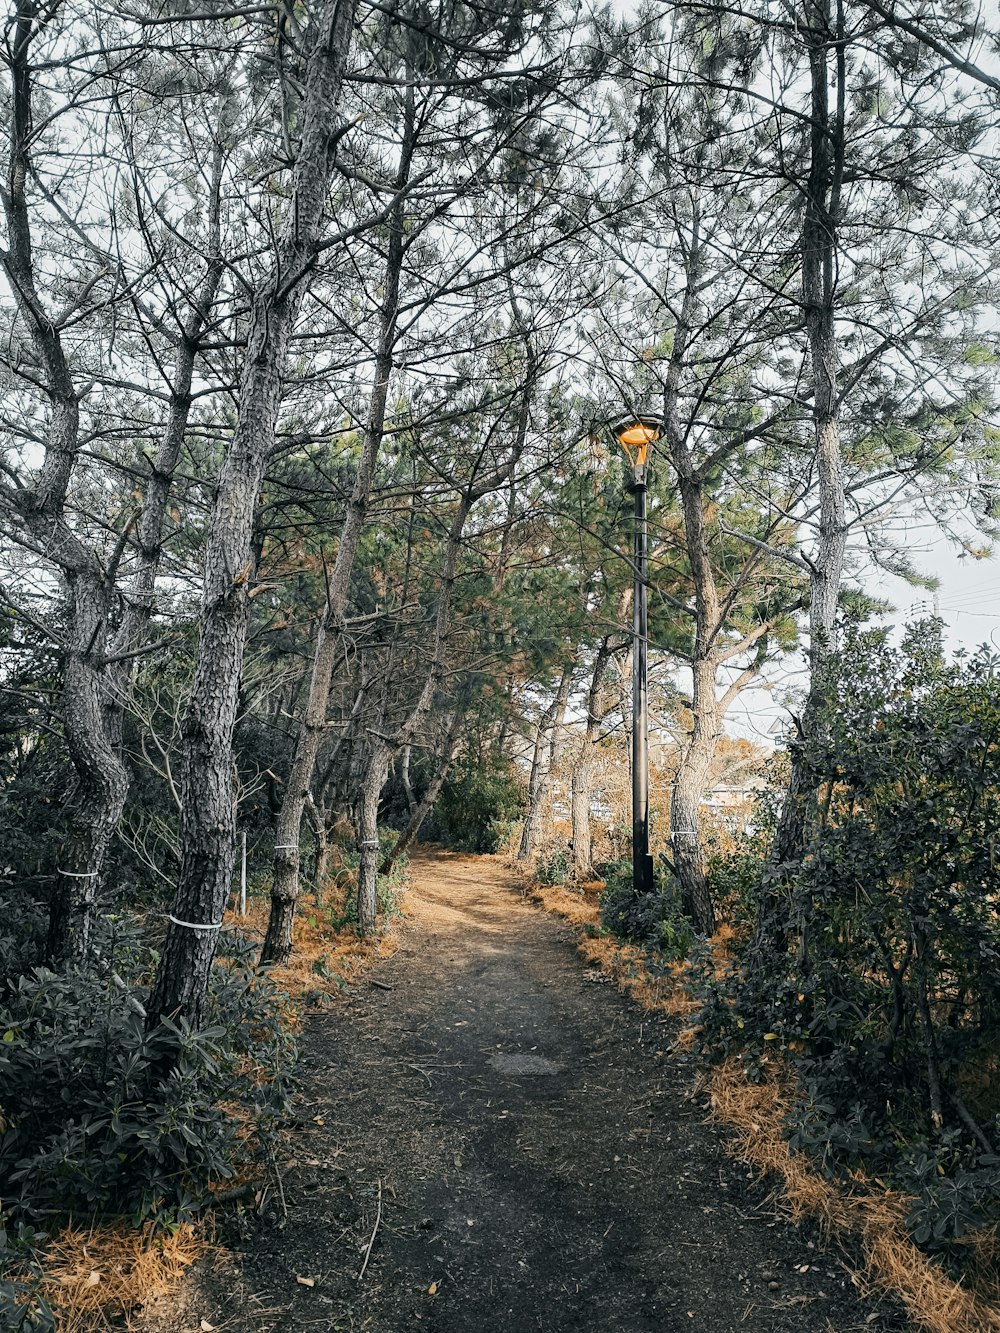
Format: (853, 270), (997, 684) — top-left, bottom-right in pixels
(693, 624), (1000, 1329)
(0, 839), (411, 1331)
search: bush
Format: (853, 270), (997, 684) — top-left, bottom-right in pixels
(432, 758), (526, 853)
(0, 921), (296, 1226)
(536, 847), (570, 885)
(599, 860), (694, 961)
(698, 622), (1000, 1260)
(0, 1221), (54, 1332)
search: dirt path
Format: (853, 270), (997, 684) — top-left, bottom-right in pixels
(146, 851), (896, 1333)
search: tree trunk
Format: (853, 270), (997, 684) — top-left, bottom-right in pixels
(570, 638), (613, 882)
(517, 661), (573, 861)
(382, 713), (462, 874)
(669, 683), (717, 937)
(399, 745), (419, 820)
(304, 793), (330, 903)
(148, 0), (358, 1029)
(769, 0), (846, 875)
(49, 579), (131, 960)
(261, 86), (415, 966)
(355, 741), (392, 936)
(663, 206), (720, 938)
(0, 6), (129, 960)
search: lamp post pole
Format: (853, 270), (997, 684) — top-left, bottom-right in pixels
(610, 414), (661, 900)
(630, 461), (655, 898)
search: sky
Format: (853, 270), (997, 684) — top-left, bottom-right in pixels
(724, 534), (1000, 746)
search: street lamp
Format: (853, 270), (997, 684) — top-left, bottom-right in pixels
(611, 414), (661, 899)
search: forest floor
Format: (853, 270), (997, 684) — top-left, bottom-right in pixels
(138, 850), (901, 1333)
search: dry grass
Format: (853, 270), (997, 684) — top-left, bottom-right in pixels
(233, 881), (404, 1025)
(529, 867), (1000, 1332)
(525, 879), (699, 1019)
(710, 1058), (1000, 1333)
(31, 1221), (210, 1332)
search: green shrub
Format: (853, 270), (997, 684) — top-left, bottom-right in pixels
(536, 847), (570, 885)
(599, 860), (694, 961)
(0, 1221), (54, 1332)
(432, 758), (526, 853)
(0, 923), (296, 1226)
(698, 622), (1000, 1259)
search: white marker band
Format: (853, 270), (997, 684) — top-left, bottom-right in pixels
(167, 914), (224, 932)
(58, 868), (99, 877)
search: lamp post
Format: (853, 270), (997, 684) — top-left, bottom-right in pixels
(611, 414), (661, 899)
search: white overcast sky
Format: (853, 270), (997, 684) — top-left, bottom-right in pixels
(724, 536), (1000, 746)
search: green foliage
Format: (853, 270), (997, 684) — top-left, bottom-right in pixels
(535, 847), (570, 885)
(699, 622), (1000, 1258)
(599, 860), (694, 961)
(432, 758), (526, 853)
(0, 922), (296, 1227)
(0, 1221), (54, 1332)
(332, 828), (409, 931)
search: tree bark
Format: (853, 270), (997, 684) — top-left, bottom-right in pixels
(399, 744), (419, 820)
(0, 3), (129, 961)
(517, 661), (573, 861)
(662, 202), (718, 937)
(570, 638), (614, 882)
(355, 740), (392, 936)
(769, 0), (846, 875)
(261, 82), (416, 966)
(148, 0), (359, 1029)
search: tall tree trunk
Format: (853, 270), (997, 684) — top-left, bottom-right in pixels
(261, 85), (416, 966)
(517, 662), (573, 861)
(382, 711), (463, 874)
(106, 144), (225, 749)
(570, 638), (613, 882)
(355, 740), (392, 936)
(304, 793), (330, 902)
(769, 0), (846, 874)
(52, 583), (130, 960)
(399, 745), (419, 820)
(662, 201), (718, 937)
(0, 4), (128, 960)
(148, 0), (358, 1029)
(668, 654), (718, 935)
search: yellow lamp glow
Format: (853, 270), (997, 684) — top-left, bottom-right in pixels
(612, 416), (661, 470)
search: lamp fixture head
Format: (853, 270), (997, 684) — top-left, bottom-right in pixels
(610, 414), (662, 471)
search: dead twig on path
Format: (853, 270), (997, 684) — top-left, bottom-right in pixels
(358, 1179), (383, 1282)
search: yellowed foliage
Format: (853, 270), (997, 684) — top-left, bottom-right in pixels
(710, 1059), (1000, 1333)
(530, 863), (1000, 1332)
(30, 1222), (209, 1333)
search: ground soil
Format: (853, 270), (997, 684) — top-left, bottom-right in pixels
(140, 850), (902, 1333)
